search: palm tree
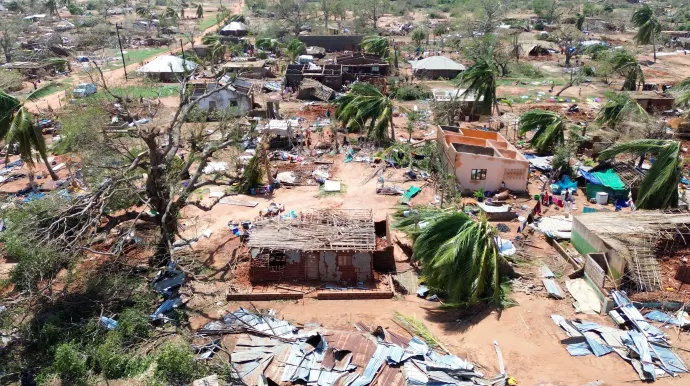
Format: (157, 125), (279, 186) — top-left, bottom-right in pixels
(165, 6), (178, 21)
(575, 13), (585, 31)
(598, 139), (681, 209)
(671, 77), (690, 114)
(285, 39), (305, 63)
(0, 87), (60, 181)
(518, 109), (567, 154)
(632, 4), (661, 62)
(136, 5), (151, 19)
(394, 208), (507, 305)
(333, 82), (394, 141)
(456, 55), (500, 117)
(361, 35), (390, 58)
(196, 4), (203, 19)
(595, 92), (647, 131)
(610, 50), (645, 91)
(201, 34), (226, 63)
(256, 38), (279, 54)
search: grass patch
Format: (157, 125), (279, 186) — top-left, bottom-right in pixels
(104, 47), (171, 70)
(318, 182), (347, 197)
(93, 85), (180, 100)
(198, 16), (220, 31)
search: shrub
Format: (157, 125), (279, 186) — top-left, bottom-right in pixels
(53, 343), (89, 386)
(392, 83), (432, 101)
(94, 334), (150, 379)
(0, 70), (24, 92)
(86, 0), (98, 10)
(154, 343), (201, 385)
(68, 3), (85, 15)
(507, 62), (544, 78)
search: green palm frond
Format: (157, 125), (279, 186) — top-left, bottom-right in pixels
(456, 56), (498, 115)
(598, 139), (681, 209)
(595, 92), (647, 129)
(518, 109), (566, 154)
(25, 83), (60, 103)
(333, 83), (393, 141)
(610, 50), (644, 91)
(631, 5), (661, 46)
(673, 77), (690, 108)
(403, 210), (502, 305)
(361, 35), (390, 58)
(5, 107), (45, 166)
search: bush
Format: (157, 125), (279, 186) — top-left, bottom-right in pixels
(86, 0), (98, 10)
(507, 62), (544, 78)
(53, 343), (89, 386)
(392, 83), (432, 101)
(0, 70), (24, 92)
(94, 334), (150, 379)
(54, 105), (108, 155)
(68, 3), (85, 15)
(154, 343), (201, 385)
(534, 22), (545, 31)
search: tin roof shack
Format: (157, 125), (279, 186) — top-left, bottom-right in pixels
(220, 21), (249, 37)
(571, 211), (690, 294)
(432, 88), (483, 122)
(136, 55), (198, 81)
(221, 60), (275, 79)
(336, 53), (389, 83)
(247, 210), (391, 283)
(190, 78), (254, 115)
(631, 91), (675, 114)
(411, 56), (465, 80)
(437, 126), (529, 192)
(297, 35), (364, 52)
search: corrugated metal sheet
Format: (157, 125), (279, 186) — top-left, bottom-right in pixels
(540, 264), (555, 278)
(629, 331), (655, 381)
(403, 360), (428, 385)
(566, 342), (592, 356)
(350, 344), (388, 386)
(650, 342), (689, 375)
(542, 279), (564, 299)
(582, 331), (613, 357)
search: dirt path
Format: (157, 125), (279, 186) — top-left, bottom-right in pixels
(28, 0), (245, 112)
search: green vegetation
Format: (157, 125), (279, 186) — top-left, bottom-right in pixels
(631, 4), (661, 62)
(0, 86), (60, 180)
(390, 82), (432, 101)
(333, 82), (395, 141)
(599, 140), (681, 209)
(518, 109), (567, 154)
(394, 208), (513, 306)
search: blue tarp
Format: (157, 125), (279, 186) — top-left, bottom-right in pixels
(551, 175), (578, 195)
(579, 168), (602, 185)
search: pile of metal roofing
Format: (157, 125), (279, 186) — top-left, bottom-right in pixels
(552, 290), (689, 382)
(201, 308), (503, 386)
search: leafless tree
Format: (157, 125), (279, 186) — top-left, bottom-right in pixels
(36, 64), (246, 266)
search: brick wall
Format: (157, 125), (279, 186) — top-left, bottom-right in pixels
(250, 251), (306, 282)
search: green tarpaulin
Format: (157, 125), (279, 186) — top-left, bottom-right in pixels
(592, 169), (625, 190)
(401, 186), (422, 204)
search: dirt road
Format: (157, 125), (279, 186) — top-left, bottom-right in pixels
(28, 0), (245, 112)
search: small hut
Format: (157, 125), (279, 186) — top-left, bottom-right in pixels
(136, 55), (198, 82)
(220, 21), (249, 37)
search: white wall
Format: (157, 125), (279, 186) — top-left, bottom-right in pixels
(197, 89), (251, 113)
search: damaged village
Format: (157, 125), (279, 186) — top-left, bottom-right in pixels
(8, 0), (690, 385)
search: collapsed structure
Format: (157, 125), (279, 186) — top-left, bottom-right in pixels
(571, 210), (690, 292)
(247, 210), (393, 283)
(200, 308), (506, 386)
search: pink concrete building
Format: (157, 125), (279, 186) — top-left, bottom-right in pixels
(437, 126), (529, 192)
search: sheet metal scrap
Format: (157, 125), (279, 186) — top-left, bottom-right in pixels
(552, 299), (689, 382)
(223, 307), (497, 386)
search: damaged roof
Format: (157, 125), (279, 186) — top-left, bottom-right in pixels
(247, 209), (376, 251)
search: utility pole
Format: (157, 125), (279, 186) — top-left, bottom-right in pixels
(115, 23), (128, 81)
